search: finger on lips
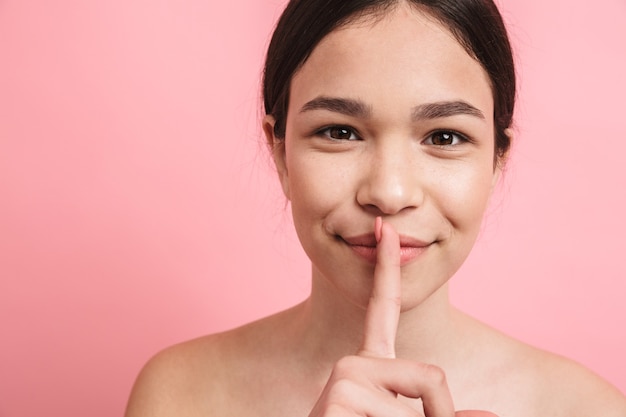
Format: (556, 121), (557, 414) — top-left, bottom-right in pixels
(359, 217), (402, 359)
(318, 217), (496, 417)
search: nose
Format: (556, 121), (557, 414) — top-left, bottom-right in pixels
(356, 140), (424, 215)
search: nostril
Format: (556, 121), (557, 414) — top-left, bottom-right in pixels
(357, 183), (421, 216)
(360, 203), (386, 217)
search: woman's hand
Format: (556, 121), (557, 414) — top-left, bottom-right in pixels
(308, 218), (497, 417)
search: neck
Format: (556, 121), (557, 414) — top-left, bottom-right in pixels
(293, 265), (459, 372)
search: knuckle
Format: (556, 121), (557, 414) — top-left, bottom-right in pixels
(370, 292), (402, 308)
(387, 294), (402, 308)
(420, 363), (447, 386)
(327, 377), (357, 400)
(332, 355), (361, 379)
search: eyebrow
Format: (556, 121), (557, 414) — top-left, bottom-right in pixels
(299, 96), (371, 118)
(300, 96), (485, 122)
(411, 100), (485, 121)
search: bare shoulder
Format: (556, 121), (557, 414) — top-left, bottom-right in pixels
(124, 331), (234, 417)
(527, 345), (626, 417)
(124, 307), (299, 417)
(466, 315), (626, 417)
(453, 312), (625, 416)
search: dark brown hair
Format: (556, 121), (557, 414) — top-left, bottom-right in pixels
(263, 0), (516, 161)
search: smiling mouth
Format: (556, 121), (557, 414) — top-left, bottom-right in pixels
(339, 234), (432, 266)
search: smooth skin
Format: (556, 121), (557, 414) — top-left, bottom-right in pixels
(308, 217), (494, 417)
(125, 4), (626, 417)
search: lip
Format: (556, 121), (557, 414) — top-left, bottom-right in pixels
(341, 233), (432, 266)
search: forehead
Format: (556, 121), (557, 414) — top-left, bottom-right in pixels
(289, 4), (494, 120)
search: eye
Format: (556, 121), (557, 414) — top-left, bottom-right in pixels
(317, 125), (360, 141)
(425, 130), (467, 146)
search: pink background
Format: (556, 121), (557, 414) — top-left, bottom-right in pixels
(1, 1), (625, 416)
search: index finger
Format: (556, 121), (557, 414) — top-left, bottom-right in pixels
(359, 217), (402, 358)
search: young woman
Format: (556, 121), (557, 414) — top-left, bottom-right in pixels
(125, 1), (626, 416)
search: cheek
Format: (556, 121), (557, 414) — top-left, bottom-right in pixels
(435, 164), (495, 230)
(286, 150), (351, 223)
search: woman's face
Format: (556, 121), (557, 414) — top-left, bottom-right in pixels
(266, 5), (500, 309)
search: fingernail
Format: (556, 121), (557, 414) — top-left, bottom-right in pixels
(375, 216), (382, 243)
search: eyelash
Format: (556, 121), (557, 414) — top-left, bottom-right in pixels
(424, 130), (470, 147)
(315, 125), (361, 141)
(314, 125), (470, 146)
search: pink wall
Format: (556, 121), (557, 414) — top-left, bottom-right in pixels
(1, 1), (624, 416)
